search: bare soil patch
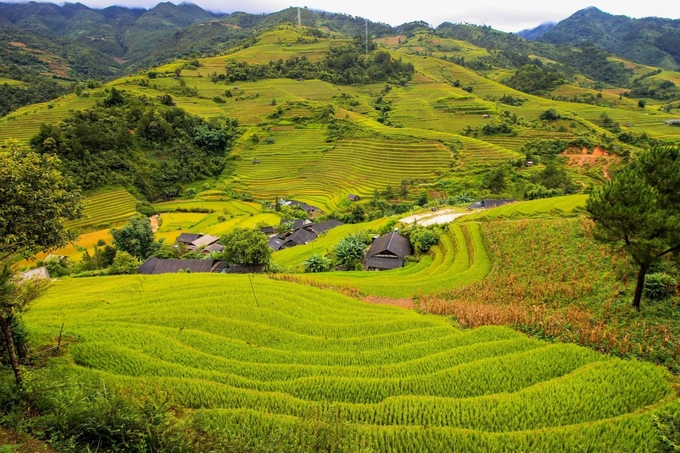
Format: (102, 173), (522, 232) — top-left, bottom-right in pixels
(0, 429), (57, 453)
(363, 296), (415, 309)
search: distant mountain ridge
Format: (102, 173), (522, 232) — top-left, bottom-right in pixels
(516, 22), (556, 40)
(535, 7), (680, 70)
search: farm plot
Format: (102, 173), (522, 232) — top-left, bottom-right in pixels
(0, 94), (97, 143)
(465, 195), (588, 221)
(64, 188), (138, 230)
(295, 223), (492, 298)
(26, 274), (676, 452)
(232, 130), (454, 211)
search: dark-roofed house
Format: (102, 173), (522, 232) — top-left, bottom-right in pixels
(201, 243), (224, 255)
(187, 234), (220, 251)
(260, 226), (276, 235)
(311, 220), (344, 235)
(348, 194), (360, 202)
(138, 257), (225, 274)
(289, 200), (323, 215)
(280, 228), (317, 249)
(176, 233), (202, 245)
(268, 236), (286, 251)
(365, 230), (412, 271)
(279, 218), (312, 231)
(468, 199), (515, 210)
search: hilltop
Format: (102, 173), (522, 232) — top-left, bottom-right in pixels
(534, 7), (680, 70)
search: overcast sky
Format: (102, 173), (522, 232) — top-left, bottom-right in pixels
(15, 0), (680, 32)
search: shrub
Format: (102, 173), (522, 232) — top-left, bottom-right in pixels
(303, 254), (333, 273)
(540, 108), (560, 121)
(334, 232), (370, 270)
(109, 251), (140, 275)
(643, 273), (677, 301)
(409, 228), (440, 254)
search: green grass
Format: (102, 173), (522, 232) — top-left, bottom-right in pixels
(24, 274), (677, 452)
(64, 187), (138, 230)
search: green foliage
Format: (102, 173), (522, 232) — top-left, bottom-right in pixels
(302, 253), (333, 273)
(586, 146), (680, 309)
(408, 227), (440, 254)
(0, 64), (69, 117)
(29, 91), (240, 200)
(484, 166), (508, 194)
(539, 108), (561, 121)
(219, 227), (271, 266)
(224, 46), (414, 85)
(333, 232), (369, 270)
(654, 406), (680, 453)
(505, 64), (565, 95)
(109, 251), (140, 275)
(643, 273), (678, 301)
(533, 162), (576, 194)
(110, 217), (160, 261)
(0, 141), (83, 262)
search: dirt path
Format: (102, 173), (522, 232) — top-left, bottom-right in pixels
(149, 214), (160, 233)
(363, 296), (415, 309)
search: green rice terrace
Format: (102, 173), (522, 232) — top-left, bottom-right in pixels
(25, 274), (679, 452)
(276, 223), (491, 299)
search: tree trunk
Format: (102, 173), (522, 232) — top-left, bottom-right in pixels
(0, 315), (21, 385)
(632, 263), (649, 311)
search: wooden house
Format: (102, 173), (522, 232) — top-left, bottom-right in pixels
(138, 258), (225, 274)
(365, 230), (412, 271)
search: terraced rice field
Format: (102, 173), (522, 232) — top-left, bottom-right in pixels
(65, 188), (138, 230)
(298, 223), (492, 298)
(25, 274), (677, 452)
(0, 94), (97, 143)
(466, 195), (588, 220)
(232, 131), (453, 211)
(153, 199), (261, 215)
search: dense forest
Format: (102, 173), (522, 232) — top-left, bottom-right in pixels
(29, 88), (240, 200)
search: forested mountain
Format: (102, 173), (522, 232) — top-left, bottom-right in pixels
(516, 21), (555, 40)
(536, 7), (680, 70)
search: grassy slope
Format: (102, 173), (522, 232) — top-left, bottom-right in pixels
(3, 27), (680, 211)
(25, 274), (677, 452)
(422, 216), (680, 372)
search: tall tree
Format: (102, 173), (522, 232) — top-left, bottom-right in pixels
(586, 146), (680, 310)
(110, 217), (160, 261)
(0, 140), (83, 383)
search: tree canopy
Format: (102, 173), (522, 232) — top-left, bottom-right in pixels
(586, 146), (680, 309)
(110, 217), (161, 261)
(219, 228), (272, 266)
(0, 141), (83, 263)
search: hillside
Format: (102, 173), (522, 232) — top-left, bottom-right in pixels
(2, 9), (680, 452)
(3, 24), (680, 210)
(537, 7), (680, 71)
(23, 274), (678, 452)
